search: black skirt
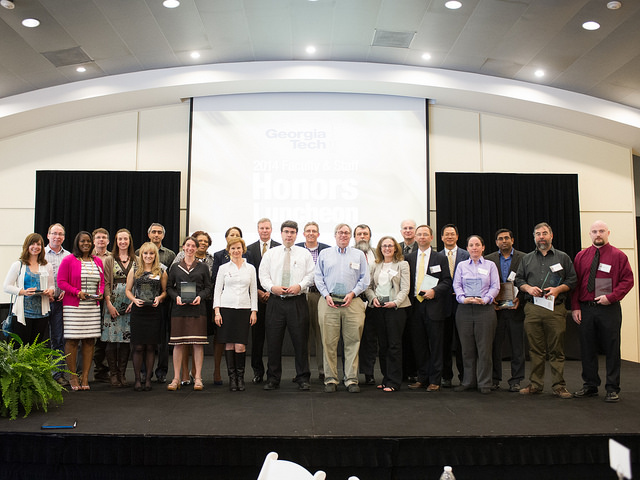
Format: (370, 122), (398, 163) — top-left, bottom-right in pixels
(130, 304), (162, 344)
(216, 308), (251, 345)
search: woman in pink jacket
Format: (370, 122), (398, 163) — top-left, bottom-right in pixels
(57, 231), (105, 391)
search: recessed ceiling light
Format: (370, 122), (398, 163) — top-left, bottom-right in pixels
(534, 69), (545, 78)
(163, 0), (180, 8)
(1, 0), (15, 10)
(306, 45), (316, 54)
(582, 21), (600, 31)
(422, 53), (432, 60)
(190, 51), (201, 59)
(22, 18), (40, 28)
(445, 1), (462, 9)
(76, 66), (87, 73)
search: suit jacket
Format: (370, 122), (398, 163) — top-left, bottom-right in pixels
(485, 249), (526, 307)
(437, 247), (470, 317)
(406, 249), (452, 320)
(246, 239), (281, 291)
(399, 241), (418, 256)
(364, 260), (412, 309)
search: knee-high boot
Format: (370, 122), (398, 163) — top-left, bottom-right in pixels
(225, 349), (237, 391)
(106, 343), (121, 387)
(235, 351), (246, 392)
(118, 343), (131, 387)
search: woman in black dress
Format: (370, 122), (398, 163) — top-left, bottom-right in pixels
(126, 242), (167, 391)
(166, 236), (212, 391)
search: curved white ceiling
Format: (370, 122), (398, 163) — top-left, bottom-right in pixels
(1, 61), (639, 152)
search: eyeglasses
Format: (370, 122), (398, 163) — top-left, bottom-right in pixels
(336, 231), (351, 236)
(49, 232), (65, 236)
(381, 244), (395, 249)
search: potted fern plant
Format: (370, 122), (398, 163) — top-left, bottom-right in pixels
(0, 332), (67, 420)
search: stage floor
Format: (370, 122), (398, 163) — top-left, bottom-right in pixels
(2, 357), (640, 438)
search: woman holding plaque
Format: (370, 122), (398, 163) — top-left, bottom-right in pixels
(57, 231), (105, 391)
(126, 242), (167, 391)
(363, 236), (410, 392)
(213, 237), (257, 391)
(453, 235), (500, 394)
(172, 230), (214, 386)
(102, 229), (135, 388)
(3, 233), (55, 345)
(166, 236), (212, 391)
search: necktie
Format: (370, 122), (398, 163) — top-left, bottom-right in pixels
(448, 249), (455, 277)
(416, 252), (425, 302)
(282, 247), (291, 287)
(261, 242), (267, 257)
(587, 248), (600, 293)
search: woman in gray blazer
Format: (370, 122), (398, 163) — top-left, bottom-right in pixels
(364, 236), (411, 392)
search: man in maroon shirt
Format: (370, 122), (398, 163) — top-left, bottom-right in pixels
(571, 220), (634, 403)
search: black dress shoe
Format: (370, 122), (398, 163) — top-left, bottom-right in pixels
(441, 379), (452, 388)
(263, 381), (279, 390)
(364, 375), (375, 385)
(298, 382), (311, 391)
(454, 384), (475, 392)
(156, 375), (166, 384)
(605, 391), (620, 403)
(252, 375), (264, 384)
(573, 387), (598, 398)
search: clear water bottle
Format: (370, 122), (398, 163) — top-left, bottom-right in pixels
(439, 465), (456, 480)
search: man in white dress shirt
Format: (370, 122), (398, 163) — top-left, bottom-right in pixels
(259, 220), (315, 391)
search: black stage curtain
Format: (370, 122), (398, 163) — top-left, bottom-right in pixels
(435, 173), (580, 258)
(34, 171), (180, 253)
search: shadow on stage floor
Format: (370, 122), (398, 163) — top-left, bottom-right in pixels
(1, 357), (639, 480)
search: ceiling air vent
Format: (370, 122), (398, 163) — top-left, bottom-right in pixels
(371, 29), (415, 48)
(42, 47), (92, 67)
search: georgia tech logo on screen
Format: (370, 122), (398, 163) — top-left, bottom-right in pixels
(265, 129), (327, 149)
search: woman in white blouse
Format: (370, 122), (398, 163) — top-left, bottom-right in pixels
(214, 237), (258, 392)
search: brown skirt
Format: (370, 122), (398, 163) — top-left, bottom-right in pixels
(168, 315), (208, 345)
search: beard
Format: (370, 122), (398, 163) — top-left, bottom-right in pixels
(355, 240), (371, 253)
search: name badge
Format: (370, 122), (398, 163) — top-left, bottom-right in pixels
(550, 263), (563, 273)
(350, 262), (360, 270)
(429, 265), (441, 274)
(507, 271), (516, 282)
(598, 263), (612, 273)
(478, 267), (489, 276)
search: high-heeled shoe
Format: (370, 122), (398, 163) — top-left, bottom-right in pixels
(193, 378), (204, 391)
(167, 379), (181, 391)
(143, 382), (152, 392)
(134, 381), (143, 392)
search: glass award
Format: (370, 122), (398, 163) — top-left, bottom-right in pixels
(375, 283), (391, 304)
(33, 272), (43, 293)
(180, 281), (197, 304)
(138, 283), (156, 306)
(463, 278), (483, 298)
(595, 278), (613, 297)
(330, 282), (348, 306)
(419, 274), (439, 293)
(496, 282), (515, 309)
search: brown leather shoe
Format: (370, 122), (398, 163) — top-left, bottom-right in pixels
(519, 384), (542, 395)
(408, 381), (426, 390)
(426, 384), (440, 392)
(553, 386), (572, 399)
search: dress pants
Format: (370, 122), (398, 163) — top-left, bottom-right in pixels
(410, 301), (444, 386)
(251, 300), (268, 377)
(371, 307), (406, 389)
(443, 297), (464, 383)
(306, 290), (324, 376)
(265, 295), (310, 384)
(579, 302), (622, 393)
(154, 302), (170, 378)
(318, 297), (366, 386)
(523, 301), (567, 389)
(49, 301), (65, 379)
(492, 307), (525, 387)
(456, 303), (497, 389)
(358, 307), (378, 376)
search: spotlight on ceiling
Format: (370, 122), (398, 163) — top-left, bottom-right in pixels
(1, 0), (15, 9)
(22, 18), (40, 27)
(163, 0), (180, 8)
(445, 1), (462, 9)
(582, 21), (600, 31)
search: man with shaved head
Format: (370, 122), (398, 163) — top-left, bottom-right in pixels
(571, 220), (634, 403)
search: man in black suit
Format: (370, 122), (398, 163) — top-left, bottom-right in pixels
(438, 223), (469, 387)
(485, 228), (526, 392)
(399, 219), (418, 255)
(407, 225), (452, 391)
(246, 218), (281, 384)
(296, 221), (330, 380)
